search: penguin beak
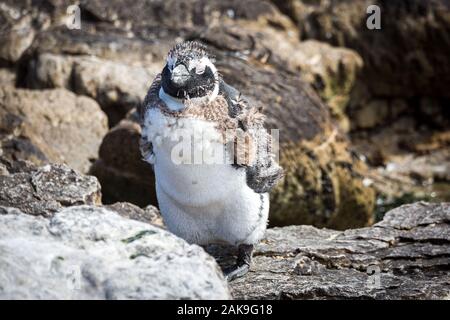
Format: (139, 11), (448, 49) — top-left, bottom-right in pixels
(171, 64), (190, 86)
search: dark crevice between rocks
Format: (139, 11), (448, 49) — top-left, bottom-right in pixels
(397, 237), (450, 245)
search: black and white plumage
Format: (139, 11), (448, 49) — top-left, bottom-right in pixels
(140, 41), (283, 281)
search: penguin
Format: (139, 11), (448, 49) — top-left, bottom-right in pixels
(139, 41), (284, 281)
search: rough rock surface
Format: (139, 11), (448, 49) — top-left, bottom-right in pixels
(0, 87), (108, 173)
(293, 40), (363, 132)
(25, 53), (157, 127)
(209, 202), (450, 299)
(0, 68), (15, 86)
(0, 205), (229, 299)
(90, 116), (157, 207)
(273, 0), (450, 99)
(105, 202), (163, 227)
(0, 159), (101, 217)
(0, 1), (43, 64)
(79, 0), (293, 30)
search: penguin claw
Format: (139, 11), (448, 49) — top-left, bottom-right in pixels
(223, 243), (254, 282)
(224, 263), (250, 282)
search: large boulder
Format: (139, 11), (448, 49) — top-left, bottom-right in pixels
(79, 0), (293, 30)
(269, 0), (450, 209)
(0, 205), (229, 299)
(0, 1), (44, 64)
(0, 159), (101, 217)
(90, 116), (157, 207)
(270, 0), (450, 136)
(273, 0), (450, 99)
(0, 87), (108, 173)
(0, 68), (16, 86)
(25, 53), (157, 126)
(210, 202), (450, 299)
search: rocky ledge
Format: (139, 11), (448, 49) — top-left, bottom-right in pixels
(0, 160), (448, 299)
(219, 202), (450, 299)
(0, 205), (229, 299)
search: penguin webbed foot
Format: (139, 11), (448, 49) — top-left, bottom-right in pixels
(224, 244), (254, 282)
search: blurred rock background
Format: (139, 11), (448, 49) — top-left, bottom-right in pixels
(1, 0), (449, 229)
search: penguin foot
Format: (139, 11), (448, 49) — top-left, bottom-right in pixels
(224, 264), (250, 282)
(224, 244), (254, 282)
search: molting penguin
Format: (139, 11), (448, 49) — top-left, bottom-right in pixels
(140, 41), (284, 281)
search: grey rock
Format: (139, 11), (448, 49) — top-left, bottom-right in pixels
(275, 0), (450, 99)
(89, 117), (156, 207)
(0, 87), (108, 173)
(0, 68), (15, 86)
(105, 202), (164, 227)
(79, 0), (291, 30)
(26, 53), (158, 126)
(0, 161), (101, 217)
(0, 205), (229, 299)
(208, 202), (450, 299)
(0, 6), (35, 63)
(26, 24), (175, 68)
(0, 0), (52, 64)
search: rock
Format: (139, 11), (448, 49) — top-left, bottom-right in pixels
(90, 116), (157, 207)
(25, 53), (158, 127)
(25, 24), (173, 68)
(0, 68), (16, 86)
(351, 99), (390, 130)
(274, 0), (450, 99)
(0, 205), (229, 299)
(271, 0), (450, 171)
(0, 3), (37, 64)
(106, 202), (164, 227)
(208, 202), (450, 299)
(0, 160), (101, 217)
(79, 0), (293, 30)
(418, 97), (450, 129)
(287, 40), (363, 132)
(382, 149), (450, 184)
(0, 87), (108, 173)
(366, 147), (450, 220)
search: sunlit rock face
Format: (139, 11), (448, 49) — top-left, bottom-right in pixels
(0, 205), (230, 300)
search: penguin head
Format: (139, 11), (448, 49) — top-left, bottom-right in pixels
(161, 41), (219, 100)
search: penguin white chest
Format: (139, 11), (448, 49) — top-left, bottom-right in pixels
(142, 108), (269, 245)
(143, 108), (245, 206)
